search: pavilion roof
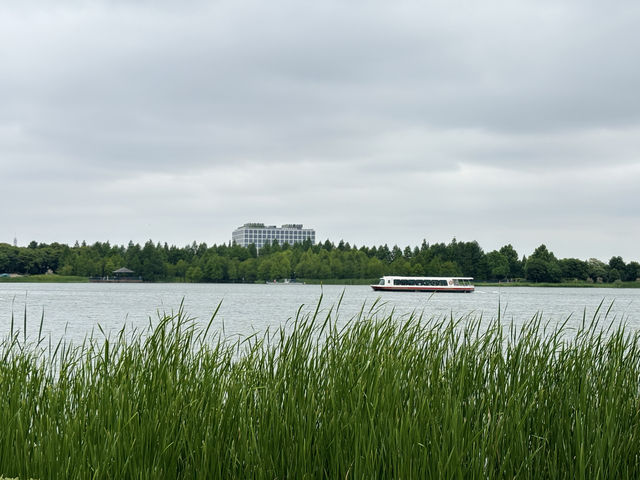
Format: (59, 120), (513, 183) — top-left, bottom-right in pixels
(113, 267), (134, 274)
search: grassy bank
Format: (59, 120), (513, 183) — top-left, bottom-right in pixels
(0, 274), (88, 283)
(478, 280), (640, 288)
(298, 278), (377, 285)
(300, 279), (640, 288)
(1, 302), (640, 478)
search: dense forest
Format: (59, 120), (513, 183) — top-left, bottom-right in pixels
(0, 238), (638, 284)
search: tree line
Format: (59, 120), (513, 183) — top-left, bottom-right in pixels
(0, 239), (638, 284)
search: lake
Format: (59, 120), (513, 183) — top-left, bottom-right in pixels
(1, 282), (639, 345)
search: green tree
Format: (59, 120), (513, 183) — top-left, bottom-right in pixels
(140, 240), (165, 281)
(239, 258), (258, 283)
(559, 258), (589, 281)
(175, 259), (189, 281)
(390, 245), (403, 262)
(314, 250), (331, 278)
(227, 259), (241, 282)
(185, 266), (203, 283)
(125, 242), (143, 275)
(485, 251), (510, 280)
(366, 257), (385, 279)
(525, 257), (549, 283)
(388, 257), (412, 276)
(258, 259), (273, 281)
(58, 264), (74, 276)
(270, 253), (291, 280)
(376, 244), (391, 262)
(204, 255), (227, 282)
(449, 240), (487, 278)
(609, 268), (621, 282)
(499, 244), (522, 278)
(329, 251), (345, 278)
(609, 256), (626, 276)
(0, 244), (19, 273)
(624, 262), (640, 282)
(294, 250), (315, 279)
(525, 245), (561, 283)
(440, 260), (461, 276)
(587, 258), (608, 283)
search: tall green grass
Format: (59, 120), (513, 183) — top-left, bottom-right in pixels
(1, 299), (640, 478)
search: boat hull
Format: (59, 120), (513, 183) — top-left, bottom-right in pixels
(371, 285), (474, 293)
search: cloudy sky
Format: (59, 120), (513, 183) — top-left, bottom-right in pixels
(2, 0), (639, 262)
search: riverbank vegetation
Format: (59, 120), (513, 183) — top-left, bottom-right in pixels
(0, 274), (88, 283)
(478, 280), (640, 288)
(1, 302), (640, 478)
(1, 238), (638, 284)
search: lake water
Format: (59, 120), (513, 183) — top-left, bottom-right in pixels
(1, 283), (640, 345)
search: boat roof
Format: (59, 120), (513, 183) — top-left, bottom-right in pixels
(380, 276), (473, 280)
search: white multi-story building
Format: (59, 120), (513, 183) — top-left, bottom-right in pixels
(232, 223), (316, 248)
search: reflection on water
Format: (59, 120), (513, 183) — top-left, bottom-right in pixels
(1, 283), (639, 345)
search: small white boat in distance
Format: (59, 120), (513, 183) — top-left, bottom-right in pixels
(371, 276), (474, 293)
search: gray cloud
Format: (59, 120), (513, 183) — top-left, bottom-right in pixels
(1, 0), (639, 261)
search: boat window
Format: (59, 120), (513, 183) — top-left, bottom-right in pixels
(379, 278), (385, 285)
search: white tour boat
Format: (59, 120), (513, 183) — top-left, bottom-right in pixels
(371, 276), (474, 293)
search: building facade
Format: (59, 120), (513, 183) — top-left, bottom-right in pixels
(232, 223), (316, 248)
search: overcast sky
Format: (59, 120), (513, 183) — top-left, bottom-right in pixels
(2, 0), (639, 262)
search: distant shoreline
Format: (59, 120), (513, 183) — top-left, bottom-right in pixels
(0, 274), (89, 283)
(476, 281), (640, 288)
(1, 275), (639, 288)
